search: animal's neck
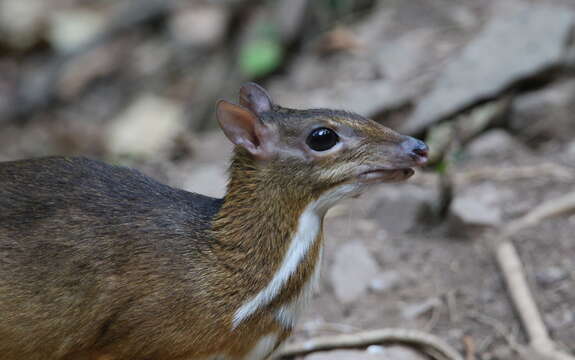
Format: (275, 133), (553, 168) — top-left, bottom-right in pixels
(214, 148), (323, 244)
(211, 149), (327, 327)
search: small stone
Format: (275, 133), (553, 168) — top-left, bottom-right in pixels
(448, 184), (504, 234)
(401, 297), (441, 320)
(0, 0), (47, 49)
(330, 241), (380, 304)
(536, 267), (567, 286)
(169, 5), (228, 48)
(106, 95), (184, 158)
(273, 79), (416, 120)
(449, 197), (501, 230)
(366, 345), (386, 354)
(48, 9), (107, 52)
(466, 129), (525, 158)
(403, 4), (575, 133)
(369, 271), (401, 293)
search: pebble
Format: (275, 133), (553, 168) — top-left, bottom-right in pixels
(106, 95), (184, 158)
(369, 271), (401, 294)
(330, 241), (380, 304)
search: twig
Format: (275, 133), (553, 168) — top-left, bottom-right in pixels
(425, 299), (443, 332)
(496, 242), (555, 353)
(272, 328), (464, 360)
(493, 191), (575, 360)
(468, 311), (523, 354)
(463, 335), (476, 360)
(446, 290), (459, 323)
(502, 191), (575, 238)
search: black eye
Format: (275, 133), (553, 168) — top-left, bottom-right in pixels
(306, 127), (339, 151)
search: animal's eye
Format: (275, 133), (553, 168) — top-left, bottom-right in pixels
(306, 127), (339, 151)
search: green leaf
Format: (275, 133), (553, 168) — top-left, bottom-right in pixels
(240, 39), (282, 78)
(435, 160), (448, 174)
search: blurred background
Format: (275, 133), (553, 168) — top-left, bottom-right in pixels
(1, 0), (574, 358)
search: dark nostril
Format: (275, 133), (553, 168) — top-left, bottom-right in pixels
(412, 140), (429, 157)
(401, 137), (429, 165)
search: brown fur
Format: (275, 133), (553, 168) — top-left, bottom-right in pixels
(0, 85), (426, 359)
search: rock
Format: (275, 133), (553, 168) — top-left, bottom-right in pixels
(448, 184), (504, 234)
(403, 4), (575, 134)
(106, 95), (184, 158)
(0, 0), (47, 49)
(181, 164), (227, 199)
(513, 80), (575, 116)
(305, 346), (427, 360)
(536, 266), (567, 287)
(371, 185), (437, 234)
(511, 79), (575, 143)
(465, 129), (526, 158)
(449, 197), (501, 231)
(365, 345), (386, 354)
(375, 30), (436, 82)
(330, 241), (380, 304)
(48, 9), (107, 52)
(369, 271), (401, 294)
(168, 5), (228, 48)
(273, 79), (417, 118)
(401, 297), (441, 320)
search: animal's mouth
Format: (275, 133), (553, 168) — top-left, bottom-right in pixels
(357, 168), (415, 184)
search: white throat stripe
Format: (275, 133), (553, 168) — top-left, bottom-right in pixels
(232, 203), (320, 328)
(232, 183), (357, 329)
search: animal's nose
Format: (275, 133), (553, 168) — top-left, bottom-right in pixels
(401, 137), (429, 165)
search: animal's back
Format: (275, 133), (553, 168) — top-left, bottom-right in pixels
(0, 157), (223, 360)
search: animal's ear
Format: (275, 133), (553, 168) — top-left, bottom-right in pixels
(216, 100), (275, 160)
(239, 82), (273, 116)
